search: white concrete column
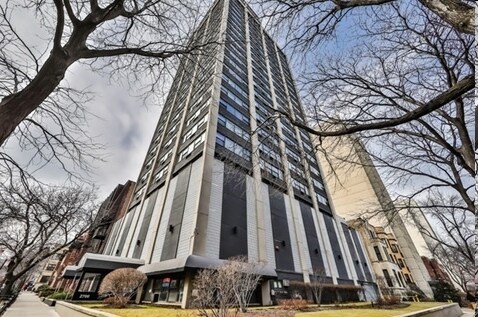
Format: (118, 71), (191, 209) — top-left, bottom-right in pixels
(204, 160), (224, 258)
(141, 186), (166, 262)
(261, 280), (272, 306)
(246, 175), (259, 262)
(244, 8), (269, 265)
(190, 0), (230, 256)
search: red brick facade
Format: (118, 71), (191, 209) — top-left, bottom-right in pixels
(421, 256), (451, 282)
(48, 181), (135, 290)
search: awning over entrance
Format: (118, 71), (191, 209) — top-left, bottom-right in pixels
(76, 253), (145, 271)
(59, 254), (145, 301)
(138, 255), (277, 277)
(61, 265), (80, 278)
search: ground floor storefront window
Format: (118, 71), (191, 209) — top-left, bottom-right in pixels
(145, 275), (184, 304)
(78, 273), (102, 293)
(72, 272), (105, 300)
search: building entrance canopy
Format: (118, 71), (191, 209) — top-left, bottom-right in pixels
(61, 253), (145, 278)
(61, 265), (81, 279)
(138, 255), (277, 277)
(60, 253), (145, 301)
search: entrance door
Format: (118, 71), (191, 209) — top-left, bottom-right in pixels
(152, 277), (184, 304)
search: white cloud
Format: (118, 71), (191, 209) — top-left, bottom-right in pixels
(65, 66), (163, 199)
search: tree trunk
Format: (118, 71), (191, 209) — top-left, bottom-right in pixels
(418, 0), (474, 34)
(313, 292), (319, 306)
(0, 51), (74, 147)
(0, 272), (16, 296)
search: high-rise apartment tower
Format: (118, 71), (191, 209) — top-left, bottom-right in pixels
(100, 0), (376, 307)
(317, 136), (434, 297)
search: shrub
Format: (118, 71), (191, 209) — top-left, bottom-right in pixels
(38, 286), (56, 298)
(192, 256), (263, 317)
(49, 292), (69, 300)
(98, 268), (147, 308)
(407, 283), (427, 300)
(376, 295), (401, 307)
(103, 296), (124, 306)
(36, 284), (49, 291)
(431, 280), (460, 303)
(278, 299), (308, 310)
(35, 284), (49, 293)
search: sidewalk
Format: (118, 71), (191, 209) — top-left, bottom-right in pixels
(4, 292), (59, 317)
(461, 308), (475, 317)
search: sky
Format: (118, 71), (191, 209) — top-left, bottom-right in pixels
(3, 0), (469, 206)
(59, 66), (162, 198)
(3, 2), (174, 199)
(70, 71), (160, 197)
(6, 64), (162, 199)
(1, 0), (473, 291)
(3, 0), (359, 201)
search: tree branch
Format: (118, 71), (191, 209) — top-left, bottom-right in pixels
(89, 0), (98, 11)
(334, 0), (394, 9)
(285, 74), (474, 138)
(77, 41), (216, 59)
(63, 0), (81, 26)
(78, 47), (180, 59)
(52, 0), (65, 50)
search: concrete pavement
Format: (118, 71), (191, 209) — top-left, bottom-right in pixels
(3, 292), (59, 317)
(461, 308), (475, 317)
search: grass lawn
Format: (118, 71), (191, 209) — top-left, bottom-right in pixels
(79, 302), (448, 317)
(295, 302), (447, 317)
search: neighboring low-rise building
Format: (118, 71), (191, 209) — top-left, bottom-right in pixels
(421, 256), (452, 283)
(348, 219), (409, 296)
(52, 181), (135, 294)
(88, 181), (136, 254)
(32, 249), (66, 290)
(48, 236), (89, 291)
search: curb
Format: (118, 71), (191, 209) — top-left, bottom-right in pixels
(55, 301), (120, 317)
(395, 303), (462, 317)
(43, 298), (56, 306)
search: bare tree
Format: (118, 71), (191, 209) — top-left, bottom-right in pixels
(300, 2), (473, 215)
(240, 0), (475, 302)
(0, 0), (215, 147)
(256, 0), (473, 53)
(193, 266), (237, 317)
(0, 182), (96, 296)
(309, 267), (326, 307)
(406, 195), (474, 292)
(252, 0), (474, 149)
(375, 276), (400, 305)
(0, 0), (220, 188)
(245, 1), (476, 224)
(192, 257), (263, 317)
(359, 7), (475, 213)
(432, 247), (473, 294)
(98, 268), (147, 308)
(227, 256), (263, 313)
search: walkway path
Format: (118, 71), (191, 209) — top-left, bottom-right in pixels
(4, 292), (59, 317)
(461, 308), (475, 317)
